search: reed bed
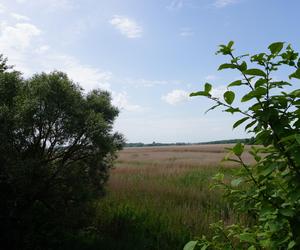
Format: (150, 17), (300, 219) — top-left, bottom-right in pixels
(96, 145), (253, 250)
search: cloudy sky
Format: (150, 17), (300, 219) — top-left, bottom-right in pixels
(0, 0), (299, 143)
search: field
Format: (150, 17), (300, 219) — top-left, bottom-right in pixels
(96, 144), (253, 250)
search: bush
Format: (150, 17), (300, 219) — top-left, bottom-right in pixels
(185, 42), (300, 249)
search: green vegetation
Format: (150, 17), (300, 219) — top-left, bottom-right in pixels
(0, 55), (123, 249)
(92, 146), (246, 250)
(125, 138), (255, 147)
(186, 42), (300, 249)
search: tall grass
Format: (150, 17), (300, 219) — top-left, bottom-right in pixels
(94, 145), (252, 250)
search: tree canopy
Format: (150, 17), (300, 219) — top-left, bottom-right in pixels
(0, 56), (124, 249)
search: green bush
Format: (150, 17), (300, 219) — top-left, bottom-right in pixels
(185, 42), (300, 249)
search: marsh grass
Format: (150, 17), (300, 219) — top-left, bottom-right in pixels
(95, 145), (253, 250)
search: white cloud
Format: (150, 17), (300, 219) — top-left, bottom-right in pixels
(0, 22), (40, 51)
(0, 20), (112, 91)
(10, 13), (30, 21)
(0, 3), (5, 13)
(179, 27), (194, 37)
(211, 85), (227, 99)
(123, 78), (173, 87)
(40, 54), (112, 91)
(162, 89), (189, 105)
(110, 15), (142, 38)
(214, 0), (238, 8)
(112, 92), (142, 112)
(35, 45), (50, 54)
(0, 22), (41, 74)
(204, 75), (218, 81)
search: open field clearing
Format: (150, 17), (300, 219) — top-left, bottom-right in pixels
(96, 144), (254, 250)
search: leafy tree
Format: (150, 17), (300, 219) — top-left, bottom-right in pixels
(0, 56), (124, 249)
(185, 42), (300, 249)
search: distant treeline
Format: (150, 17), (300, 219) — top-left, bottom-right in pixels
(125, 137), (256, 147)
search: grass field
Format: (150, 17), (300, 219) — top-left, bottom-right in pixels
(95, 144), (253, 250)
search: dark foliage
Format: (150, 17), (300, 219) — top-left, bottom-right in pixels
(0, 56), (124, 249)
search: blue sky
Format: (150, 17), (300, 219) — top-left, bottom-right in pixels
(0, 0), (299, 143)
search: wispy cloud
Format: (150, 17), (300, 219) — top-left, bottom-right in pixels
(112, 92), (142, 112)
(0, 22), (41, 51)
(15, 0), (76, 11)
(110, 15), (142, 39)
(123, 78), (182, 87)
(0, 3), (5, 13)
(167, 0), (184, 10)
(10, 13), (30, 21)
(179, 27), (194, 37)
(162, 89), (189, 105)
(214, 0), (239, 8)
(204, 75), (218, 81)
(211, 85), (227, 99)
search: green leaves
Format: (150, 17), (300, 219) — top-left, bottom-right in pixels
(205, 83), (212, 92)
(289, 68), (300, 79)
(190, 83), (212, 97)
(241, 87), (267, 102)
(218, 63), (237, 70)
(187, 41), (300, 250)
(239, 232), (256, 244)
(244, 68), (266, 77)
(228, 80), (243, 87)
(223, 91), (235, 105)
(217, 41), (235, 55)
(233, 117), (249, 129)
(268, 42), (284, 54)
(183, 241), (198, 250)
(232, 142), (244, 157)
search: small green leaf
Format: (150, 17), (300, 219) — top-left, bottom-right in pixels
(268, 42), (284, 54)
(204, 83), (212, 93)
(232, 142), (244, 156)
(241, 87), (267, 102)
(190, 91), (210, 97)
(289, 68), (300, 79)
(248, 246), (256, 250)
(239, 233), (256, 243)
(228, 80), (243, 87)
(288, 241), (296, 249)
(233, 117), (249, 129)
(239, 61), (247, 71)
(227, 40), (234, 49)
(231, 177), (243, 187)
(218, 63), (237, 70)
(224, 91), (235, 105)
(244, 69), (266, 77)
(225, 107), (241, 114)
(254, 78), (267, 88)
(245, 120), (257, 130)
(184, 241), (198, 250)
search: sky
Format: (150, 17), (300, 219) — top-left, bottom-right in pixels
(0, 0), (299, 143)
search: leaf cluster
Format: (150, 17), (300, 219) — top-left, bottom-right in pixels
(186, 41), (300, 249)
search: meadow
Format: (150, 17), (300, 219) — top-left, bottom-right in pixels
(95, 144), (254, 250)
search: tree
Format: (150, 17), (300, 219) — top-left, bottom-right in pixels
(0, 56), (124, 249)
(185, 42), (300, 249)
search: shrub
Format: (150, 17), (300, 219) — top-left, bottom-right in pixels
(185, 42), (300, 249)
